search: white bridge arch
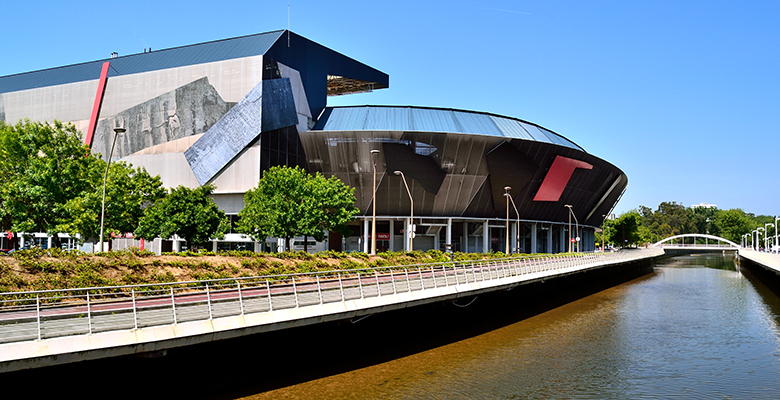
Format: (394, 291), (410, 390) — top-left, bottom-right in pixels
(652, 233), (740, 249)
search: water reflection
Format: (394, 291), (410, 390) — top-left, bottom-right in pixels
(246, 254), (780, 399)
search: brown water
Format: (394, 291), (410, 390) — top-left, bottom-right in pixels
(243, 254), (780, 399)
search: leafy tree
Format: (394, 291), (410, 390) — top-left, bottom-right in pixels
(605, 212), (642, 247)
(0, 120), (97, 245)
(57, 161), (165, 242)
(238, 166), (358, 251)
(714, 209), (753, 243)
(135, 185), (227, 249)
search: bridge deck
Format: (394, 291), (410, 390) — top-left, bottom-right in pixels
(0, 249), (663, 372)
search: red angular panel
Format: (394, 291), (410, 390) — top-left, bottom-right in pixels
(533, 155), (593, 202)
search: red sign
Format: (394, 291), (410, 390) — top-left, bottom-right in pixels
(4, 231), (13, 240)
(570, 238), (577, 243)
(374, 233), (391, 240)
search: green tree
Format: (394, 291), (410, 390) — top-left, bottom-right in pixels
(238, 166), (358, 251)
(57, 161), (165, 242)
(135, 185), (227, 249)
(0, 120), (97, 245)
(714, 209), (755, 244)
(605, 212), (642, 247)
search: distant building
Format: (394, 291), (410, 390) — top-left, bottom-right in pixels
(691, 203), (718, 209)
(0, 30), (627, 253)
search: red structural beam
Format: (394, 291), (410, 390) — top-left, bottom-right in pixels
(84, 61), (111, 148)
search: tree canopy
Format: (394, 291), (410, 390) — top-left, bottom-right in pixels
(135, 184), (227, 249)
(57, 161), (165, 242)
(237, 166), (358, 250)
(0, 120), (96, 235)
(602, 201), (773, 247)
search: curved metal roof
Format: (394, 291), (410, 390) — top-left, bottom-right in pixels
(312, 105), (584, 151)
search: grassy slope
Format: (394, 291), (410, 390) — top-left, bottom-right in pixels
(0, 248), (559, 293)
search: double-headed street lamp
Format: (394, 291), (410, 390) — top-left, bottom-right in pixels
(564, 205), (579, 252)
(775, 216), (779, 253)
(394, 170), (413, 252)
(755, 227), (764, 251)
(504, 186), (511, 254)
(98, 124), (126, 253)
(369, 149), (380, 255)
(765, 223), (775, 252)
(504, 188), (521, 253)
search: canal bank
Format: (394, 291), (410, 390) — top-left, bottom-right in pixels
(246, 253), (780, 399)
(739, 250), (780, 293)
(1, 253), (657, 398)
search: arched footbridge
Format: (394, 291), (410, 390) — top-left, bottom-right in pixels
(652, 234), (740, 251)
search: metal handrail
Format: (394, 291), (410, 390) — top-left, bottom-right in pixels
(0, 249), (661, 345)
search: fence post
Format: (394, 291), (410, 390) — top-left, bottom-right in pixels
(266, 280), (273, 311)
(391, 270), (397, 294)
(170, 287), (177, 324)
(374, 271), (381, 297)
(338, 274), (345, 302)
(418, 267), (424, 290)
(206, 284), (213, 320)
(237, 281), (245, 315)
(405, 268), (411, 292)
(131, 289), (138, 330)
(316, 275), (323, 304)
(292, 277), (300, 307)
(86, 291), (92, 334)
(431, 266), (437, 288)
(358, 274), (364, 299)
(36, 294), (42, 340)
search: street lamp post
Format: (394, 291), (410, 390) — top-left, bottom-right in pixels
(505, 192), (521, 253)
(775, 216), (779, 253)
(369, 149), (380, 255)
(755, 228), (764, 251)
(564, 205), (579, 252)
(765, 223), (775, 252)
(564, 205), (573, 253)
(394, 170), (413, 251)
(98, 125), (125, 253)
(504, 186), (511, 254)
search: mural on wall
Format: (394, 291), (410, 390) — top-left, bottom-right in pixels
(92, 77), (232, 160)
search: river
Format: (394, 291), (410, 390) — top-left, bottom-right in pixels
(244, 254), (780, 399)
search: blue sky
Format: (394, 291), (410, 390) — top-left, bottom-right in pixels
(1, 1), (777, 216)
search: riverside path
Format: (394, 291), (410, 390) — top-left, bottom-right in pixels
(0, 249), (662, 372)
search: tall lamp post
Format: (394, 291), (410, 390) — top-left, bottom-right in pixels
(98, 125), (125, 252)
(394, 170), (413, 251)
(765, 223), (775, 252)
(369, 149), (380, 255)
(775, 216), (779, 253)
(564, 205), (579, 252)
(755, 228), (764, 251)
(505, 190), (521, 253)
(504, 186), (511, 254)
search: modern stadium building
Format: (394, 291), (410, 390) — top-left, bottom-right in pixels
(0, 30), (626, 253)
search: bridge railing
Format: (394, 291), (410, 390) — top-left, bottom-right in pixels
(0, 249), (661, 345)
(656, 243), (737, 248)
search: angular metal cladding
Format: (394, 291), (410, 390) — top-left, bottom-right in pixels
(185, 77), (298, 185)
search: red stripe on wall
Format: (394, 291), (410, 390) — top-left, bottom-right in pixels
(532, 155), (593, 202)
(84, 61), (111, 148)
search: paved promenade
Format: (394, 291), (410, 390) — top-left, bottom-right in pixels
(0, 249), (662, 372)
(739, 250), (780, 274)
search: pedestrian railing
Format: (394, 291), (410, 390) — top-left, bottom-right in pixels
(657, 243), (738, 249)
(0, 249), (661, 345)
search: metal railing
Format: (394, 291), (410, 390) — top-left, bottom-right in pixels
(0, 250), (660, 345)
(657, 243), (738, 249)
